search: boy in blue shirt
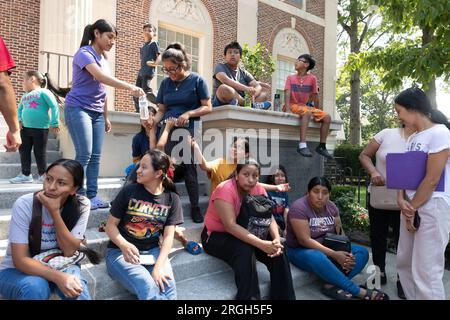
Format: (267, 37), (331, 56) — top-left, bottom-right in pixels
(134, 23), (160, 112)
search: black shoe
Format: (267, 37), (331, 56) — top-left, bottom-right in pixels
(380, 273), (387, 285)
(396, 280), (406, 299)
(297, 146), (312, 157)
(191, 207), (204, 223)
(315, 146), (333, 159)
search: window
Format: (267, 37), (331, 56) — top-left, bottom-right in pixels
(156, 27), (200, 87)
(275, 58), (296, 103)
(283, 0), (306, 10)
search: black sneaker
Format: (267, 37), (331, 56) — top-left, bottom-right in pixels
(397, 280), (406, 300)
(315, 146), (333, 159)
(297, 146), (312, 157)
(191, 207), (204, 223)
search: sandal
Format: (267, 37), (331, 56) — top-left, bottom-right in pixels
(185, 241), (203, 255)
(321, 285), (354, 300)
(361, 288), (390, 300)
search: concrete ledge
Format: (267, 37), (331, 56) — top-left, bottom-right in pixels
(202, 105), (343, 143)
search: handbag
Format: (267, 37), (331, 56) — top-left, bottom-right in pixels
(369, 185), (399, 211)
(323, 232), (351, 273)
(33, 249), (86, 270)
(236, 195), (274, 240)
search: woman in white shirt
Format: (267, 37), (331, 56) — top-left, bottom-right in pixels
(395, 87), (450, 300)
(359, 124), (414, 299)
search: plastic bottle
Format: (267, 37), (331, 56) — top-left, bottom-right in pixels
(139, 96), (149, 120)
(244, 92), (252, 108)
(273, 93), (281, 111)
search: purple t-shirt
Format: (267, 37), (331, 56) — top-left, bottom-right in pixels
(286, 195), (339, 248)
(65, 46), (109, 112)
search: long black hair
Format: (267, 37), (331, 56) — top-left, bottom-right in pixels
(395, 87), (450, 130)
(45, 159), (100, 264)
(80, 19), (118, 48)
(145, 149), (178, 194)
(307, 176), (332, 193)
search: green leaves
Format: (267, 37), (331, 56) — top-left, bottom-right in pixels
(241, 43), (276, 81)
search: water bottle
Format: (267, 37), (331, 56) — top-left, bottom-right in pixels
(273, 94), (281, 111)
(244, 92), (252, 108)
(139, 96), (149, 120)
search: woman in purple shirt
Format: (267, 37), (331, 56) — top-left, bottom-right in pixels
(63, 19), (144, 209)
(286, 176), (389, 300)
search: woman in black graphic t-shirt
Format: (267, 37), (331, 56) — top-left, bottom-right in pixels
(105, 149), (183, 300)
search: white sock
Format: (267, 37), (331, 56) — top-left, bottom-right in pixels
(299, 142), (307, 149)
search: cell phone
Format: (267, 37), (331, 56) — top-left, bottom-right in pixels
(139, 254), (156, 265)
(413, 211), (421, 229)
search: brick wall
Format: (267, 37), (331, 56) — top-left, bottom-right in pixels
(114, 0), (237, 112)
(257, 2), (325, 103)
(0, 0), (40, 101)
(306, 0), (325, 19)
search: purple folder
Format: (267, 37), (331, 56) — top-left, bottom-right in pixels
(386, 151), (445, 191)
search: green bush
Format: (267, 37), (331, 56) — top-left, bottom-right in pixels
(331, 185), (369, 232)
(333, 143), (365, 177)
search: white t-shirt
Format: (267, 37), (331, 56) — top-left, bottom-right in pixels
(405, 124), (450, 204)
(374, 128), (409, 179)
(0, 193), (90, 271)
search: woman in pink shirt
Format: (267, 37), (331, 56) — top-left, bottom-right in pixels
(201, 158), (295, 300)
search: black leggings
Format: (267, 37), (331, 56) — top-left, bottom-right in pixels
(368, 194), (400, 272)
(19, 127), (49, 176)
(201, 228), (296, 300)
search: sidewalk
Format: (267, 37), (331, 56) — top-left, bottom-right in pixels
(295, 247), (450, 300)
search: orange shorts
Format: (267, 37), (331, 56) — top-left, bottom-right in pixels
(290, 104), (328, 121)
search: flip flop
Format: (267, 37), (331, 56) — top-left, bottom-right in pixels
(321, 285), (354, 300)
(185, 241), (203, 255)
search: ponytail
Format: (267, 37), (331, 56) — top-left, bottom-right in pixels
(45, 73), (71, 105)
(80, 24), (94, 47)
(162, 175), (178, 194)
(146, 149), (179, 195)
(430, 109), (450, 130)
(79, 19), (118, 48)
(25, 71), (46, 88)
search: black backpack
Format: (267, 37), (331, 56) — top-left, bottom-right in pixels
(236, 195), (274, 240)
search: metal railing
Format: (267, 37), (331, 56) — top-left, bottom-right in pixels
(40, 51), (73, 88)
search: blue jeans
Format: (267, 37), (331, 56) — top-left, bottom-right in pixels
(64, 106), (105, 198)
(105, 247), (177, 300)
(0, 265), (91, 300)
(287, 244), (369, 296)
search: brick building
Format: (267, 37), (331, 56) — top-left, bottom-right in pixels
(0, 0), (340, 183)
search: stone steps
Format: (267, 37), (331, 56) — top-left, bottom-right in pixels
(0, 195), (209, 240)
(81, 248), (319, 300)
(0, 179), (208, 210)
(0, 150), (61, 164)
(0, 137), (59, 153)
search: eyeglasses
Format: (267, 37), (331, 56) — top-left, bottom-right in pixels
(298, 59), (307, 63)
(162, 65), (181, 74)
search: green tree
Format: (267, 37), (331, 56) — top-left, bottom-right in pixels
(363, 0), (450, 107)
(241, 43), (275, 82)
(338, 0), (387, 145)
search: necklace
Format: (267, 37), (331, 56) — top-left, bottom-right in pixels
(174, 73), (189, 91)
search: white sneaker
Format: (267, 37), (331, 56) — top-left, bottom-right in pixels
(36, 175), (45, 184)
(9, 173), (34, 184)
